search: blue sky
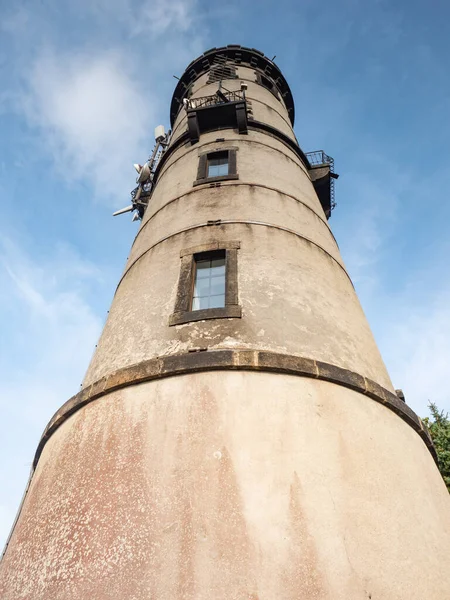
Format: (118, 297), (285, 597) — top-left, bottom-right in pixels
(1, 0), (450, 548)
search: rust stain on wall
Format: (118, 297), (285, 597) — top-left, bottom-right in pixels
(0, 395), (160, 599)
(166, 384), (256, 599)
(282, 471), (325, 599)
(0, 380), (263, 599)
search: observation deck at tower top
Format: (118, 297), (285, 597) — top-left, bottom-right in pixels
(170, 44), (296, 128)
(168, 44), (337, 218)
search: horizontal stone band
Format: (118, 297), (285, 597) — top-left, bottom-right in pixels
(117, 220), (350, 294)
(34, 350), (436, 469)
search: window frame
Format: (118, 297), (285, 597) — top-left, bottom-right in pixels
(193, 147), (239, 186)
(191, 249), (227, 311)
(169, 241), (241, 326)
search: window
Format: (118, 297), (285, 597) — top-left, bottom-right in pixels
(192, 251), (226, 310)
(193, 148), (238, 186)
(169, 242), (241, 326)
(260, 74), (274, 91)
(207, 153), (229, 178)
(255, 71), (280, 100)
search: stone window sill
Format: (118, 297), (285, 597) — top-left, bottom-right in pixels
(193, 174), (239, 186)
(169, 305), (242, 326)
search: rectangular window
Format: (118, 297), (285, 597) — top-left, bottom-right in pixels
(194, 148), (238, 186)
(192, 251), (226, 310)
(207, 152), (229, 178)
(169, 242), (241, 326)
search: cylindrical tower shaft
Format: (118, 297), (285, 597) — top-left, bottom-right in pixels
(1, 45), (450, 600)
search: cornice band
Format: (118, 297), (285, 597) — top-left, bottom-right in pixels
(118, 220), (349, 293)
(34, 349), (436, 469)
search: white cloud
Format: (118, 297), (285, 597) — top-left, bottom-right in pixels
(0, 235), (103, 420)
(337, 158), (409, 286)
(3, 0), (200, 39)
(130, 0), (197, 36)
(22, 49), (152, 205)
(344, 228), (450, 416)
(378, 274), (450, 416)
(334, 156), (450, 417)
(84, 0), (198, 35)
(4, 0), (208, 206)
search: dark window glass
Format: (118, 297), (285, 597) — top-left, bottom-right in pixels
(192, 252), (226, 310)
(260, 75), (273, 90)
(255, 72), (280, 100)
(169, 243), (241, 326)
(207, 152), (229, 178)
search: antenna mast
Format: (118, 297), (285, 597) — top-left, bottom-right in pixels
(113, 126), (171, 221)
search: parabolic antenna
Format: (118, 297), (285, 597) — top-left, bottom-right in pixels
(134, 163), (151, 184)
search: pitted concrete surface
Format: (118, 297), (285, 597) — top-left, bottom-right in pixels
(1, 374), (450, 599)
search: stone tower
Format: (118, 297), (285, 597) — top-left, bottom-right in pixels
(1, 45), (450, 600)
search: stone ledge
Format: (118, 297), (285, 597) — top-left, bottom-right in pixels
(33, 350), (437, 469)
(180, 240), (240, 257)
(169, 305), (242, 326)
(193, 174), (239, 187)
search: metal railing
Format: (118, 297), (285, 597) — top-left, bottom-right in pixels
(306, 150), (334, 170)
(184, 89), (245, 110)
(306, 150), (337, 212)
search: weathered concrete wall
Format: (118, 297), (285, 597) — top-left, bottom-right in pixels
(2, 46), (449, 599)
(2, 372), (450, 600)
(84, 224), (391, 389)
(82, 82), (393, 390)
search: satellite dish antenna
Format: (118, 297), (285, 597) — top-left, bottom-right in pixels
(134, 162), (151, 184)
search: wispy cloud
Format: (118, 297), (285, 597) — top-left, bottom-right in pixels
(336, 157), (406, 291)
(376, 252), (450, 416)
(85, 0), (199, 36)
(6, 0), (207, 206)
(21, 49), (152, 205)
(2, 0), (200, 39)
(0, 235), (103, 418)
(334, 153), (450, 417)
(388, 298), (450, 415)
(130, 0), (198, 36)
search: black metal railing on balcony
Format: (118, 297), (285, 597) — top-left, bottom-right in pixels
(306, 150), (334, 170)
(184, 88), (248, 143)
(184, 89), (246, 111)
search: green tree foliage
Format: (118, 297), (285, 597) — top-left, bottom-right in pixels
(423, 402), (450, 493)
